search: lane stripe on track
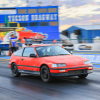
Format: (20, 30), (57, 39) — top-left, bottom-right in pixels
(0, 60), (10, 61)
(0, 59), (10, 60)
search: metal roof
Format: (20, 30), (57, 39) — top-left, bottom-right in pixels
(74, 25), (100, 30)
(0, 7), (25, 9)
(0, 6), (58, 10)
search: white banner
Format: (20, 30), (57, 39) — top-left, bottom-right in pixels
(74, 54), (100, 63)
(74, 43), (100, 51)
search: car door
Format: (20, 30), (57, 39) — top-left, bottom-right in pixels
(19, 47), (39, 72)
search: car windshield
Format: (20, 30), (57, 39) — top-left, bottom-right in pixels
(35, 46), (70, 57)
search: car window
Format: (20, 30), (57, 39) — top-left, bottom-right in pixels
(35, 47), (44, 57)
(14, 48), (24, 56)
(35, 46), (70, 57)
(23, 47), (36, 57)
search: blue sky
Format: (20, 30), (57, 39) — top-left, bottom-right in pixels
(0, 0), (100, 32)
(59, 0), (100, 31)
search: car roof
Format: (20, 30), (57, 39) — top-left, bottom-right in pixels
(26, 44), (56, 48)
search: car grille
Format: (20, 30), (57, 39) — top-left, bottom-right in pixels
(67, 69), (87, 75)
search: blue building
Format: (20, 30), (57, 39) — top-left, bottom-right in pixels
(61, 25), (100, 43)
(0, 6), (59, 41)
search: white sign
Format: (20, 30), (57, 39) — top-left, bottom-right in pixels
(75, 54), (100, 63)
(8, 14), (57, 22)
(74, 43), (100, 51)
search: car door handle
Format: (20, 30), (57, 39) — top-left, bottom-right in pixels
(21, 58), (24, 60)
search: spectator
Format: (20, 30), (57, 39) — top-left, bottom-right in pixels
(53, 39), (57, 44)
(21, 37), (25, 47)
(24, 37), (27, 46)
(21, 37), (25, 44)
(25, 38), (32, 46)
(31, 36), (36, 43)
(9, 34), (18, 54)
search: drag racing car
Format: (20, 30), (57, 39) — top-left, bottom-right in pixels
(9, 44), (93, 82)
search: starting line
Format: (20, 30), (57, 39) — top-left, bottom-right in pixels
(0, 56), (10, 60)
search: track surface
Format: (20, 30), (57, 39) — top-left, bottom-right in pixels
(0, 59), (100, 100)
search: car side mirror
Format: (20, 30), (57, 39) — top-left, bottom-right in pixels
(30, 54), (37, 58)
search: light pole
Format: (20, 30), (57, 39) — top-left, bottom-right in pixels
(3, 0), (5, 7)
(92, 15), (94, 43)
(26, 0), (29, 7)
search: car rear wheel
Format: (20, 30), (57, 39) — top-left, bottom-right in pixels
(40, 66), (52, 83)
(78, 74), (88, 78)
(11, 63), (21, 77)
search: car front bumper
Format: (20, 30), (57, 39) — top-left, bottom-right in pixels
(51, 69), (93, 77)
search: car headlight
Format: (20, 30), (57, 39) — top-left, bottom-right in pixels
(52, 63), (67, 67)
(84, 60), (91, 64)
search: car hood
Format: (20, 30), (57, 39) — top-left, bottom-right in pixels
(42, 55), (87, 66)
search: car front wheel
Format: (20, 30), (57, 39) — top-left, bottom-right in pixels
(40, 66), (52, 83)
(11, 63), (21, 77)
(78, 74), (88, 78)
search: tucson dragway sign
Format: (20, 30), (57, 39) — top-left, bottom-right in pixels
(8, 14), (58, 22)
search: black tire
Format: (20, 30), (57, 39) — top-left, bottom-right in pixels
(78, 74), (88, 78)
(40, 66), (52, 83)
(11, 63), (21, 77)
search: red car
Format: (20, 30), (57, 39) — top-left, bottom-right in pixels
(9, 44), (93, 82)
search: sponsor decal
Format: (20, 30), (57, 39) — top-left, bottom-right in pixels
(12, 39), (16, 42)
(79, 45), (91, 50)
